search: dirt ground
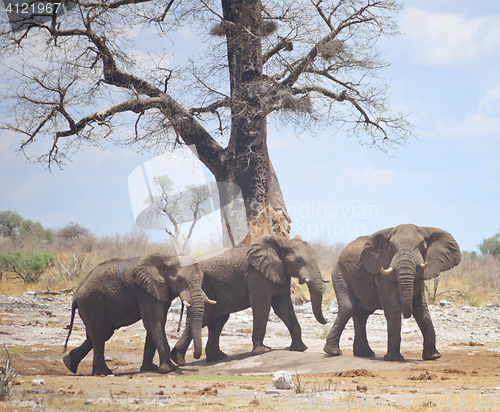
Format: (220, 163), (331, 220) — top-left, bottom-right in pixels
(2, 291), (500, 411)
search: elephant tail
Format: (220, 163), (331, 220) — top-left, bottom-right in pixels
(62, 299), (77, 354)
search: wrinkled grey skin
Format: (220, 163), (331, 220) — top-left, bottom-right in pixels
(324, 224), (461, 362)
(170, 235), (328, 365)
(63, 254), (207, 375)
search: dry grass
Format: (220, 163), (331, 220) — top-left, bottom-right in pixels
(2, 229), (500, 308)
(436, 254), (500, 306)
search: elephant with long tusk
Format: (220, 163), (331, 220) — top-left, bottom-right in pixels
(323, 224), (461, 362)
(171, 234), (328, 365)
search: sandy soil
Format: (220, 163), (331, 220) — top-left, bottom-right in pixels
(2, 291), (500, 410)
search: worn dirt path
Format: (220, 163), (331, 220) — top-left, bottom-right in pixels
(2, 291), (500, 410)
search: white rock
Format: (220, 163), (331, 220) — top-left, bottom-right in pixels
(31, 379), (46, 386)
(272, 370), (294, 389)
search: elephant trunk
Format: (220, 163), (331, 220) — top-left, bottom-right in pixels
(183, 285), (204, 359)
(307, 277), (327, 325)
(397, 257), (416, 319)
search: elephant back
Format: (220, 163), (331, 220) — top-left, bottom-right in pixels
(75, 257), (138, 300)
(199, 247), (249, 309)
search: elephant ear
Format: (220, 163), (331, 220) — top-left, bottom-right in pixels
(246, 235), (287, 285)
(422, 227), (461, 280)
(360, 228), (397, 281)
(132, 253), (170, 302)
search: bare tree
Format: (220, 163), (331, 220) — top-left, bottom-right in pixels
(0, 0), (413, 244)
(148, 175), (211, 253)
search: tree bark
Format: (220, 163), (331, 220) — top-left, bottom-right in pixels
(206, 0), (291, 245)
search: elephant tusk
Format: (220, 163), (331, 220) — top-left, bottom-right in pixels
(182, 299), (191, 308)
(322, 278), (330, 283)
(381, 266), (394, 275)
(420, 262), (429, 269)
(304, 278), (310, 284)
(202, 290), (217, 305)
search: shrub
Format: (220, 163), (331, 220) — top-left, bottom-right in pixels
(0, 250), (55, 283)
(478, 231), (500, 257)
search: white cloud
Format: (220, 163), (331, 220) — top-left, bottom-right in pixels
(338, 163), (396, 193)
(479, 85), (500, 110)
(432, 112), (500, 139)
(400, 8), (500, 67)
(1, 173), (51, 201)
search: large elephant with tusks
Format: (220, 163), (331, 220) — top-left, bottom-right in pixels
(323, 224), (461, 362)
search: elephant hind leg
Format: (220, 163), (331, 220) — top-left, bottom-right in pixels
(90, 327), (115, 376)
(63, 338), (93, 374)
(352, 310), (375, 358)
(205, 314), (230, 363)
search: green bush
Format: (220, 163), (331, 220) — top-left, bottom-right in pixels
(0, 250), (55, 283)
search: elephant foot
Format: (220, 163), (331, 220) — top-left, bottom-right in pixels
(423, 348), (441, 361)
(158, 361), (178, 374)
(383, 352), (404, 362)
(140, 362), (159, 372)
(170, 347), (186, 366)
(92, 365), (113, 376)
(353, 346), (376, 358)
(288, 341), (308, 352)
(206, 348), (227, 363)
(63, 354), (79, 374)
(323, 343), (342, 357)
(251, 345), (271, 356)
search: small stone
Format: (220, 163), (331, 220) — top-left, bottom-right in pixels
(31, 379), (46, 386)
(272, 370), (294, 389)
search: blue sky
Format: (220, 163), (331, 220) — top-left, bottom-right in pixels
(1, 0), (499, 253)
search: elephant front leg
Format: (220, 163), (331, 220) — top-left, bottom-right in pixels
(324, 294), (354, 357)
(171, 321), (192, 367)
(250, 300), (272, 356)
(140, 332), (159, 372)
(205, 314), (230, 362)
(140, 302), (177, 374)
(272, 295), (307, 352)
(352, 310), (375, 358)
(383, 306), (404, 362)
(413, 292), (441, 361)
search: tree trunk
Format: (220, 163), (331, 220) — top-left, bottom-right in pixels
(204, 0), (290, 245)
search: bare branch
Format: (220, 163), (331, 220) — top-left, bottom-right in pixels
(56, 97), (165, 137)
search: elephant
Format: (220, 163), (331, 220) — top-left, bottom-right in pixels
(62, 253), (214, 375)
(170, 234), (328, 365)
(323, 224), (461, 362)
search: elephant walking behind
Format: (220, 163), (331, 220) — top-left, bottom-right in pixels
(63, 253), (212, 375)
(323, 224), (461, 362)
(171, 235), (328, 365)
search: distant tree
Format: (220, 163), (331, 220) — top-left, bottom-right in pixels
(0, 250), (55, 283)
(462, 251), (479, 259)
(478, 231), (500, 257)
(56, 222), (94, 250)
(0, 211), (54, 249)
(148, 175), (211, 254)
